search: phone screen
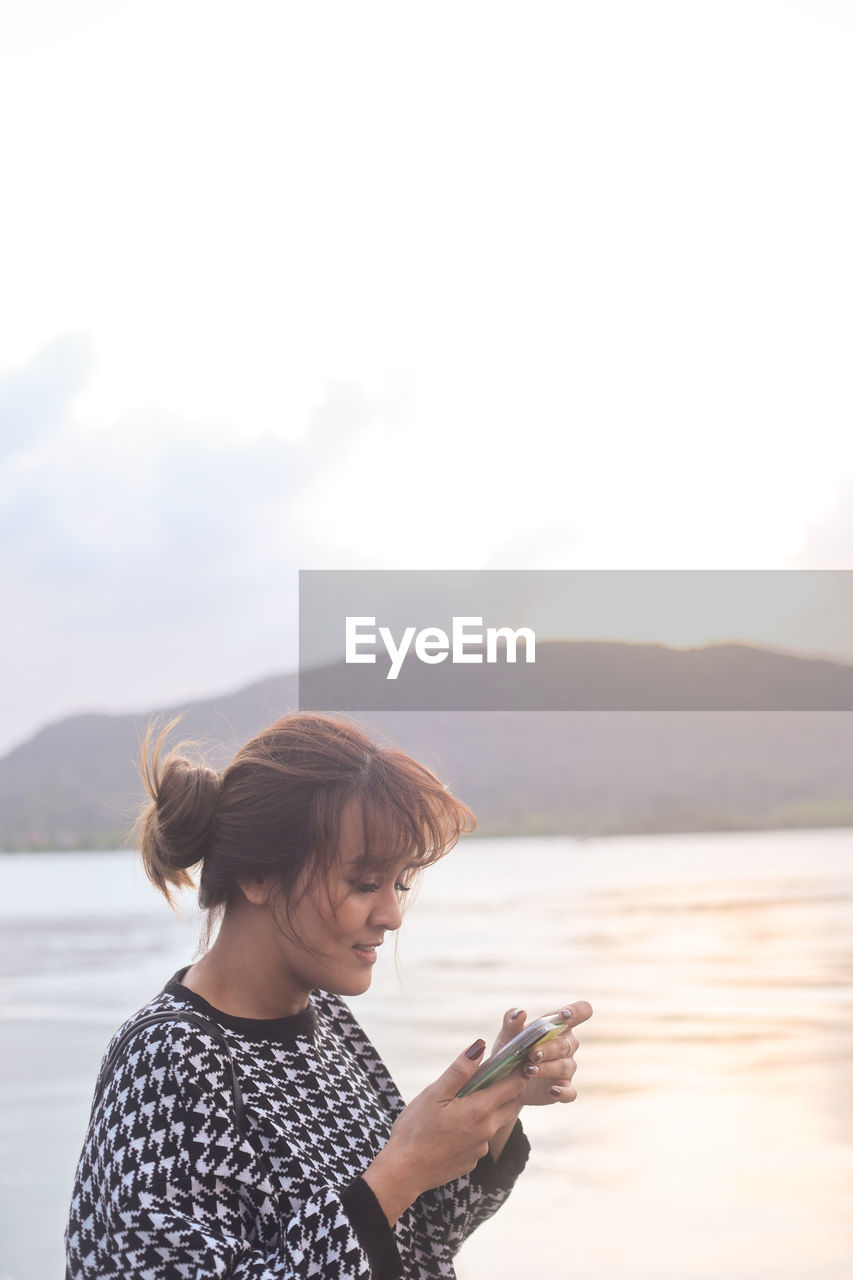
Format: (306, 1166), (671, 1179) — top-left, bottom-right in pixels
(455, 1013), (569, 1097)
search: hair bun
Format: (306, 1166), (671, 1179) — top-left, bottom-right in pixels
(154, 756), (222, 869)
(136, 719), (221, 905)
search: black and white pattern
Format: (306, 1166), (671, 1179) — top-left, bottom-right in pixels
(65, 969), (529, 1279)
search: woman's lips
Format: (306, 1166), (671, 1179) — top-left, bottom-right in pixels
(352, 944), (380, 964)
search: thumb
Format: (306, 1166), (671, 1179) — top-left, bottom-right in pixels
(494, 1007), (526, 1050)
(437, 1038), (487, 1092)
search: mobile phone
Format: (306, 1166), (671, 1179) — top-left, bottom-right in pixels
(455, 1013), (569, 1097)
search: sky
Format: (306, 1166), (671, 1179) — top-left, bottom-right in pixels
(1, 0), (852, 754)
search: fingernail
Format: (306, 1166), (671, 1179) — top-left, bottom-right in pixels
(523, 1064), (539, 1077)
(466, 1038), (486, 1060)
(549, 1086), (562, 1097)
(509, 1008), (521, 1021)
(531, 1049), (544, 1063)
(560, 1008), (573, 1020)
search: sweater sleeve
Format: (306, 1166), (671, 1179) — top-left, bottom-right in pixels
(412, 1119), (531, 1256)
(65, 1023), (403, 1280)
(317, 993), (529, 1262)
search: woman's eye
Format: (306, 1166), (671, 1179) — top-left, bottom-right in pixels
(353, 881), (411, 895)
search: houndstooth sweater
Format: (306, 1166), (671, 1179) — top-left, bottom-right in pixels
(65, 968), (530, 1279)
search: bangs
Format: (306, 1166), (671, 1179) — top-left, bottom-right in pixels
(355, 750), (476, 879)
(309, 745), (476, 887)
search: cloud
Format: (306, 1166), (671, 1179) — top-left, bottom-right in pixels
(789, 486), (853, 569)
(482, 524), (580, 570)
(0, 341), (382, 752)
(0, 333), (94, 458)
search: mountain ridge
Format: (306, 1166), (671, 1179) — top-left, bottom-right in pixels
(3, 642), (852, 850)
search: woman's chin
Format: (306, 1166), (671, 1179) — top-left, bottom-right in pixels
(327, 968), (374, 998)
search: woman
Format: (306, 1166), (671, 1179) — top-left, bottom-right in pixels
(65, 712), (591, 1279)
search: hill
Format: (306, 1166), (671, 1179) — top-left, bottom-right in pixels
(2, 644), (853, 850)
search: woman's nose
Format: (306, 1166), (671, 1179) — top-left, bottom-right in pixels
(369, 886), (404, 932)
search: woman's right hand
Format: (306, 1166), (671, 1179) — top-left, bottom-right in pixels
(361, 1039), (526, 1225)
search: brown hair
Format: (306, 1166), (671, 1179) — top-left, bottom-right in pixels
(136, 712), (476, 949)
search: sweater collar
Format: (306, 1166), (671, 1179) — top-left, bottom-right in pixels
(162, 966), (318, 1045)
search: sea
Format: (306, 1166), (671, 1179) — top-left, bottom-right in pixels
(1, 829), (851, 1280)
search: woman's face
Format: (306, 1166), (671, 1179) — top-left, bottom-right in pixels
(268, 802), (414, 1002)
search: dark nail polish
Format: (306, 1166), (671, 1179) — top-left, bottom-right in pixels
(466, 1039), (486, 1060)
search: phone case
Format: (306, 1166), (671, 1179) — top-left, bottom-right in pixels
(455, 1013), (569, 1097)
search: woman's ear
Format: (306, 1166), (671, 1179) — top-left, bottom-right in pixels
(236, 875), (272, 906)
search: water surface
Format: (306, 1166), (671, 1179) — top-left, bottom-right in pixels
(1, 829), (851, 1279)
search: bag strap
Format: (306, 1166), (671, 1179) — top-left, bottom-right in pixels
(91, 1009), (247, 1135)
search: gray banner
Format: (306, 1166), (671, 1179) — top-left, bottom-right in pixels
(298, 570), (853, 710)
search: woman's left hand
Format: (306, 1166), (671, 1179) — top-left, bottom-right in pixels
(491, 1001), (593, 1107)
